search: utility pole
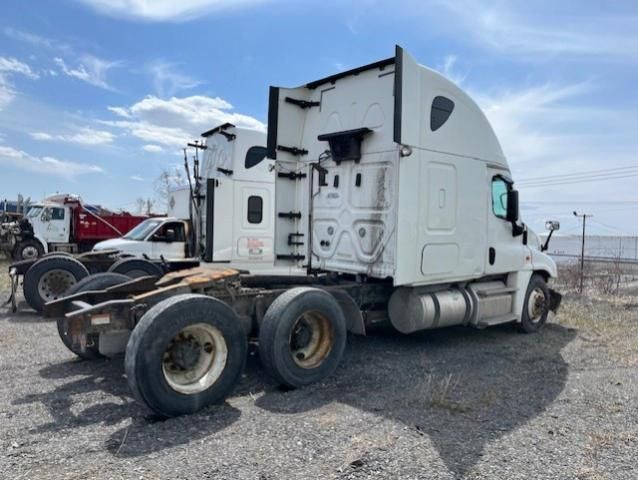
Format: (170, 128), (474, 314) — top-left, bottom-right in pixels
(573, 211), (592, 295)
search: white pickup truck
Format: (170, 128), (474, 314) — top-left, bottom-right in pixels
(92, 216), (190, 259)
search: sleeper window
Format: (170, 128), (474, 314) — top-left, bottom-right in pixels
(491, 177), (509, 218)
(247, 196), (263, 224)
(245, 146), (267, 169)
(430, 96), (455, 131)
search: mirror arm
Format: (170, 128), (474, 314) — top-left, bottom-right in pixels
(511, 221), (524, 237)
(541, 229), (555, 252)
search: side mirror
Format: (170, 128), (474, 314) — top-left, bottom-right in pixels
(541, 219), (560, 251)
(165, 229), (176, 243)
(506, 190), (519, 223)
(545, 220), (560, 231)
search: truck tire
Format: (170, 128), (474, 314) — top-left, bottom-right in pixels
(57, 273), (130, 360)
(108, 258), (163, 278)
(125, 294), (247, 418)
(519, 274), (550, 333)
(258, 287), (347, 389)
(23, 256), (89, 313)
(13, 239), (44, 261)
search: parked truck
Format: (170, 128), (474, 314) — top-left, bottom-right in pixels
(92, 124), (279, 274)
(0, 194), (147, 261)
(8, 124), (284, 313)
(43, 46), (561, 418)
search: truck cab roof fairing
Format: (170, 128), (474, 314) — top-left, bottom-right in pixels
(267, 45), (507, 168)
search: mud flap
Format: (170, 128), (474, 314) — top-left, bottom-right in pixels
(4, 267), (19, 313)
(549, 288), (562, 313)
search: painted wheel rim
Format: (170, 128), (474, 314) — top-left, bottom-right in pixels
(527, 287), (547, 323)
(37, 269), (77, 301)
(21, 246), (39, 260)
(162, 323), (228, 395)
(289, 311), (333, 369)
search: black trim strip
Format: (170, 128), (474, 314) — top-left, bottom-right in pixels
(278, 211), (302, 219)
(204, 178), (215, 262)
(285, 97), (320, 109)
(201, 122), (235, 138)
(305, 57), (395, 90)
(277, 172), (307, 180)
(276, 254), (306, 261)
(187, 142), (207, 150)
(393, 45), (403, 144)
(267, 86), (279, 159)
(277, 145), (308, 156)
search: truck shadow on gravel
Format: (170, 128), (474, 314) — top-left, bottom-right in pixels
(12, 357), (242, 456)
(253, 322), (576, 477)
(11, 321), (575, 471)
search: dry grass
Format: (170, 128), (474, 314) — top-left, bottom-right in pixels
(405, 373), (469, 413)
(557, 295), (638, 366)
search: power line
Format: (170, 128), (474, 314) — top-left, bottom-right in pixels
(517, 165), (638, 184)
(518, 172), (638, 188)
(525, 200), (638, 204)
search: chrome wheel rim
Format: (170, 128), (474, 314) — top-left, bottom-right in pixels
(289, 311), (333, 369)
(37, 269), (77, 301)
(162, 323), (228, 395)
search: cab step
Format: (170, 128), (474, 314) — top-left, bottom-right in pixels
(476, 314), (518, 328)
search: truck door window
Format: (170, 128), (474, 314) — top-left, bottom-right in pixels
(51, 207), (65, 220)
(245, 146), (267, 169)
(247, 196), (263, 224)
(491, 177), (509, 218)
(154, 222), (185, 242)
(430, 96), (455, 131)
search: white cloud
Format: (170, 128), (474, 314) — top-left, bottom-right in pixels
(54, 55), (121, 90)
(147, 60), (201, 97)
(437, 55), (465, 86)
(104, 94), (265, 148)
(0, 56), (40, 110)
(75, 0), (272, 21)
(0, 145), (103, 178)
(0, 57), (39, 79)
(30, 132), (54, 141)
(30, 127), (116, 145)
(468, 80), (638, 233)
(0, 76), (15, 110)
(107, 106), (131, 118)
(430, 0), (638, 60)
(142, 144), (164, 153)
(2, 28), (72, 53)
(130, 175), (145, 181)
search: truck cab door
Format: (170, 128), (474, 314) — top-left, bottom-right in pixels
(41, 206), (69, 243)
(150, 221), (187, 259)
(485, 169), (529, 274)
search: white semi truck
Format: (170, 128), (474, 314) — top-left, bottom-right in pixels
(44, 46), (561, 418)
(93, 124), (280, 273)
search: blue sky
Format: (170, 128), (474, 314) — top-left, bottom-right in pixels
(0, 0), (637, 235)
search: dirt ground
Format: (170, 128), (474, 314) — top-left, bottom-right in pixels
(0, 268), (637, 479)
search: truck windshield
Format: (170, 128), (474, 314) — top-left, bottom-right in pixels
(123, 219), (163, 241)
(27, 207), (42, 218)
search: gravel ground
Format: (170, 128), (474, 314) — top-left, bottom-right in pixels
(0, 278), (637, 479)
